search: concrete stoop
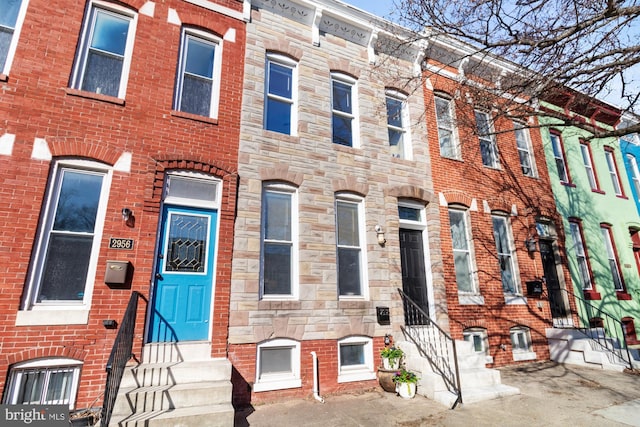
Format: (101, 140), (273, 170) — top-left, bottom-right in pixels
(109, 343), (234, 427)
(397, 339), (519, 407)
(546, 328), (640, 372)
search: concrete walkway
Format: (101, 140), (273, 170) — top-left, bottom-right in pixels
(235, 362), (640, 426)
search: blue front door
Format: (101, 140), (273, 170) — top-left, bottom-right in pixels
(149, 205), (217, 342)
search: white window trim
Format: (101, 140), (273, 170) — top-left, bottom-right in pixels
(254, 339), (301, 392)
(337, 336), (376, 383)
(510, 327), (536, 361)
(463, 328), (493, 364)
(385, 90), (412, 160)
(580, 142), (599, 190)
(5, 358), (83, 409)
(265, 53), (298, 136)
(449, 207), (480, 297)
(1, 0), (30, 75)
(434, 95), (460, 159)
(492, 213), (522, 296)
(336, 193), (368, 300)
(331, 72), (360, 148)
(604, 149), (624, 196)
(600, 225), (624, 291)
(569, 221), (592, 291)
(70, 0), (138, 98)
(626, 154), (640, 203)
(174, 27), (223, 119)
(475, 110), (500, 169)
(163, 171), (222, 210)
(514, 121), (537, 177)
(18, 160), (112, 326)
(260, 183), (299, 300)
(549, 131), (569, 183)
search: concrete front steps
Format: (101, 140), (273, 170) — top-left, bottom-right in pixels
(398, 338), (520, 407)
(109, 342), (234, 427)
(546, 328), (640, 372)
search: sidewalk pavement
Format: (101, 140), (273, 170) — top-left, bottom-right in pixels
(234, 362), (640, 427)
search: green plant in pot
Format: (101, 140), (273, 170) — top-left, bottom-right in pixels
(392, 368), (419, 399)
(380, 346), (403, 370)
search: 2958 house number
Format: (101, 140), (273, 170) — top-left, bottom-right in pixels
(109, 238), (135, 250)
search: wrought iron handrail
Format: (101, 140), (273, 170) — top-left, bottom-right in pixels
(551, 287), (633, 370)
(398, 289), (462, 409)
(101, 291), (141, 427)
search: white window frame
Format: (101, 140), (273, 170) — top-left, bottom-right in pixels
(70, 1), (138, 98)
(600, 225), (624, 291)
(549, 131), (570, 183)
(385, 90), (412, 160)
(434, 95), (459, 159)
(335, 193), (368, 299)
(580, 142), (599, 191)
(514, 121), (537, 177)
(265, 53), (298, 135)
(1, 0), (30, 75)
(463, 327), (493, 363)
(604, 148), (624, 196)
(510, 326), (536, 361)
(331, 72), (359, 148)
(569, 220), (593, 291)
(254, 339), (301, 392)
(491, 213), (522, 297)
(260, 183), (298, 300)
(174, 27), (223, 119)
(626, 154), (640, 203)
(4, 358), (82, 409)
(17, 160), (112, 326)
(475, 110), (499, 168)
(448, 207), (480, 297)
(337, 336), (376, 383)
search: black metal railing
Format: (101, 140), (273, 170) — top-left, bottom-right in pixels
(551, 287), (633, 370)
(398, 289), (462, 409)
(101, 291), (141, 427)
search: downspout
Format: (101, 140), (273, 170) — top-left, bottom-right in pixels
(310, 351), (325, 403)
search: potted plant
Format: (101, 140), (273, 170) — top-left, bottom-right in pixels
(380, 346), (403, 370)
(392, 368), (419, 399)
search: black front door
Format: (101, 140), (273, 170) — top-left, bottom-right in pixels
(400, 229), (429, 317)
(539, 240), (569, 319)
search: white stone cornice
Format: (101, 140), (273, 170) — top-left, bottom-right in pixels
(367, 29), (378, 64)
(313, 7), (323, 46)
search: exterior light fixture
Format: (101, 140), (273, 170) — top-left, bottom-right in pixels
(525, 236), (537, 253)
(122, 208), (133, 222)
(375, 225), (386, 246)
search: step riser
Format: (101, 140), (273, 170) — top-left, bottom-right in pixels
(120, 412), (234, 427)
(112, 383), (232, 417)
(120, 363), (230, 388)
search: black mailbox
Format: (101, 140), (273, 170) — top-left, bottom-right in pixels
(526, 280), (544, 296)
(376, 306), (390, 325)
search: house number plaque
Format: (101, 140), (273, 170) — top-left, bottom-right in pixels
(109, 238), (135, 250)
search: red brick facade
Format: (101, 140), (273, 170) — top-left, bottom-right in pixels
(0, 0), (245, 409)
(422, 69), (577, 366)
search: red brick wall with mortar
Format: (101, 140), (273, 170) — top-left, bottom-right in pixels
(422, 70), (577, 366)
(0, 0), (245, 409)
(229, 337), (386, 407)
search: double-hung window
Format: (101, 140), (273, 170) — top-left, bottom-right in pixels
(261, 183), (297, 299)
(336, 194), (366, 297)
(510, 326), (536, 361)
(23, 162), (110, 317)
(337, 336), (375, 383)
(600, 224), (625, 292)
(0, 0), (29, 75)
(386, 91), (410, 159)
(549, 131), (570, 184)
(5, 359), (82, 409)
(626, 154), (640, 203)
(604, 147), (625, 196)
(448, 207), (477, 294)
(475, 110), (499, 168)
(580, 142), (600, 191)
(435, 95), (458, 159)
(492, 214), (520, 295)
(331, 73), (358, 147)
(265, 54), (297, 135)
(70, 2), (137, 98)
(514, 122), (536, 177)
(174, 28), (222, 118)
(254, 339), (301, 392)
(569, 219), (594, 291)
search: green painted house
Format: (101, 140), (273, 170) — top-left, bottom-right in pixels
(539, 95), (640, 352)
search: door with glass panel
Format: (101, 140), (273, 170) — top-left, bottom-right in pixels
(149, 204), (217, 342)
